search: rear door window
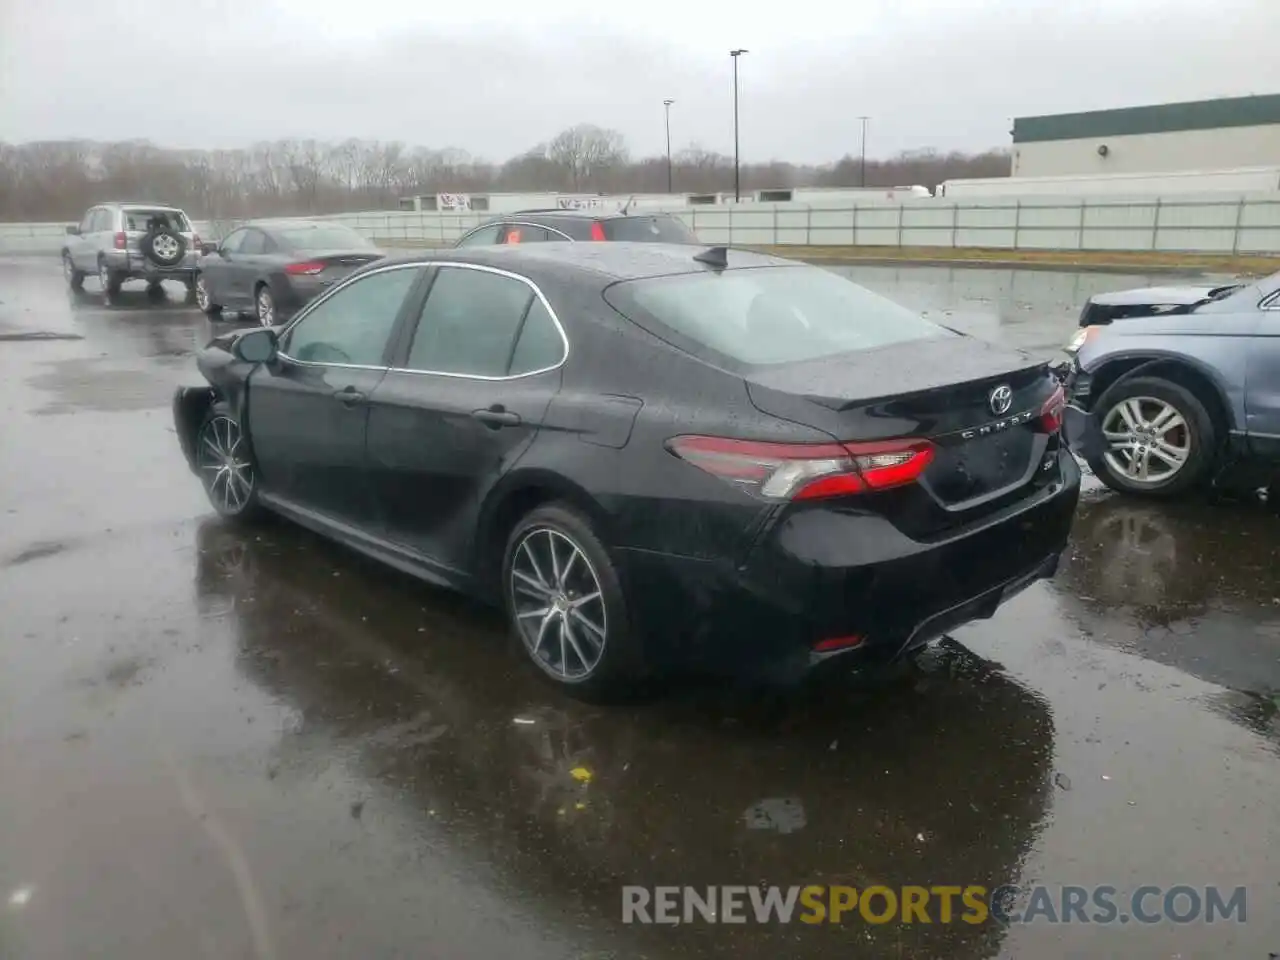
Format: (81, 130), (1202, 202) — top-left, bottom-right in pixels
(239, 229), (267, 255)
(604, 265), (950, 368)
(602, 215), (696, 243)
(405, 266), (560, 376)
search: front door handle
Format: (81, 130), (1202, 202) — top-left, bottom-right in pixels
(334, 385), (366, 407)
(471, 405), (522, 428)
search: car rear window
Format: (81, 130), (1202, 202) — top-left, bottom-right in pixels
(603, 265), (951, 367)
(601, 215), (696, 243)
(277, 225), (374, 250)
(123, 209), (191, 232)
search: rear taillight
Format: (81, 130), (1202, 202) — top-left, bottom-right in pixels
(590, 221), (607, 241)
(665, 436), (936, 501)
(113, 231), (126, 249)
(1038, 384), (1066, 433)
(284, 261), (325, 276)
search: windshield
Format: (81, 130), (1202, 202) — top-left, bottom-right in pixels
(602, 215), (697, 243)
(604, 264), (951, 367)
(277, 224), (374, 250)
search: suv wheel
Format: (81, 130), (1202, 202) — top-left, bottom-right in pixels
(98, 259), (122, 298)
(1086, 375), (1216, 498)
(63, 253), (85, 291)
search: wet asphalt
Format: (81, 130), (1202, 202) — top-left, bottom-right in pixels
(1, 257), (1278, 959)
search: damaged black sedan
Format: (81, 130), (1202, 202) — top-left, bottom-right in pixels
(174, 244), (1079, 697)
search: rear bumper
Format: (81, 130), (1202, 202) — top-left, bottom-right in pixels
(105, 249), (198, 280)
(618, 452), (1081, 683)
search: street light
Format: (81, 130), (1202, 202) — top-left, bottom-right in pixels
(663, 99), (675, 194)
(858, 116), (870, 188)
(730, 49), (748, 202)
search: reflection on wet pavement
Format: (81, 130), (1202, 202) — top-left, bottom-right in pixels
(1, 257), (1278, 959)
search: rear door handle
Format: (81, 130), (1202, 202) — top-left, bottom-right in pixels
(471, 406), (522, 428)
(334, 386), (366, 407)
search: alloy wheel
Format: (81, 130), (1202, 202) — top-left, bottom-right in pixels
(98, 262), (110, 288)
(195, 275), (210, 311)
(509, 527), (607, 681)
(1100, 396), (1191, 485)
(152, 234), (181, 262)
(257, 287), (274, 326)
(196, 415), (254, 514)
(63, 255), (74, 282)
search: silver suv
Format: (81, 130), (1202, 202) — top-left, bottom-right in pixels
(62, 202), (201, 297)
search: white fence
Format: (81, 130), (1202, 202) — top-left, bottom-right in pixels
(6, 195), (1280, 255)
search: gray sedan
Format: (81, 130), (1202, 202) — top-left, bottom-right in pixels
(1062, 271), (1280, 498)
(195, 220), (384, 326)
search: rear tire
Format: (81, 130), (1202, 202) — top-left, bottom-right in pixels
(98, 258), (122, 298)
(1086, 375), (1216, 499)
(502, 503), (643, 700)
(194, 403), (263, 522)
(63, 253), (85, 291)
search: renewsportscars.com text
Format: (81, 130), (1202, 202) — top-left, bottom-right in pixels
(621, 884), (1248, 926)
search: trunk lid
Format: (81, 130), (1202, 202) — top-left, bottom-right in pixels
(298, 249), (385, 282)
(745, 336), (1061, 530)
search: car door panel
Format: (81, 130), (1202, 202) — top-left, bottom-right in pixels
(71, 210), (96, 271)
(366, 370), (558, 570)
(1246, 306), (1280, 458)
(249, 360), (388, 525)
(245, 264), (426, 528)
(365, 264), (567, 570)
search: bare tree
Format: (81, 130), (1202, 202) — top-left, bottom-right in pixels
(0, 131), (1009, 221)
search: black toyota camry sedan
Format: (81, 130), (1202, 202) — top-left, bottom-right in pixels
(173, 243), (1079, 697)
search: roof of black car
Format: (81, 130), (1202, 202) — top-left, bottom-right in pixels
(505, 208), (682, 220)
(378, 243), (795, 282)
(245, 218), (346, 230)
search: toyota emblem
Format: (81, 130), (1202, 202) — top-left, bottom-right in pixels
(989, 384), (1013, 415)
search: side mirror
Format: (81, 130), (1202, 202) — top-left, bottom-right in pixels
(200, 241), (217, 255)
(233, 328), (278, 363)
(65, 225), (79, 236)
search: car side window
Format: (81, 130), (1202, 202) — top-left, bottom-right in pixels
(282, 266), (421, 366)
(239, 230), (266, 255)
(406, 266), (553, 376)
(90, 209), (110, 232)
(219, 229), (246, 254)
(500, 224), (555, 244)
(456, 224), (503, 247)
(80, 209), (98, 233)
(509, 297), (566, 375)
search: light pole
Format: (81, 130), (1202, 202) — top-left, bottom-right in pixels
(858, 116), (870, 188)
(730, 49), (748, 201)
(663, 99), (675, 193)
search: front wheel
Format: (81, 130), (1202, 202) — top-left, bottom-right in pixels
(255, 284), (276, 327)
(194, 274), (221, 316)
(194, 404), (262, 521)
(1086, 375), (1217, 498)
(502, 504), (642, 699)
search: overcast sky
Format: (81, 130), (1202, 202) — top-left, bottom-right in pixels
(1, 0), (1277, 164)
